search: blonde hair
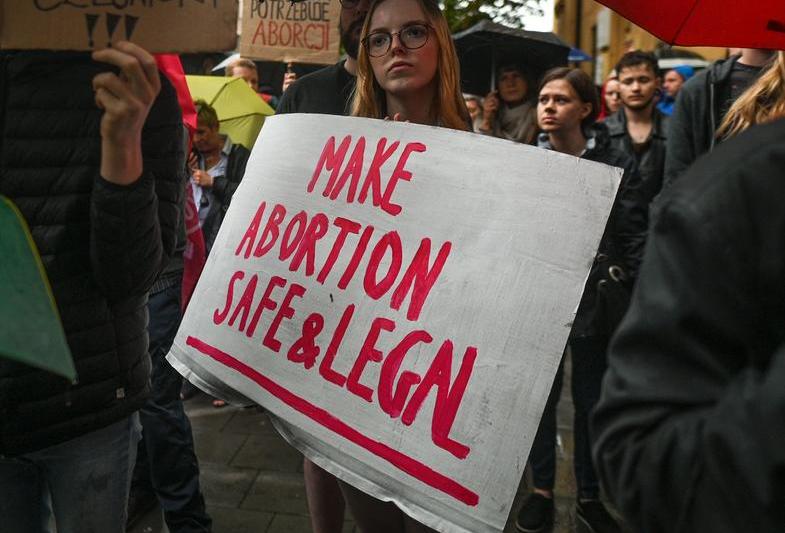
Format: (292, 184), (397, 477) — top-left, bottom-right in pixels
(351, 0), (470, 131)
(717, 52), (785, 139)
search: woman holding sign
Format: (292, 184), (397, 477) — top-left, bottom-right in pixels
(351, 0), (470, 129)
(339, 0), (466, 530)
(511, 67), (646, 533)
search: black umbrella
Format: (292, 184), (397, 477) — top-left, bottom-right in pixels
(453, 20), (570, 96)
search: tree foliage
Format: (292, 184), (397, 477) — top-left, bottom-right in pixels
(442, 0), (545, 33)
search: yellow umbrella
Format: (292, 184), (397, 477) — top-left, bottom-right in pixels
(185, 75), (275, 149)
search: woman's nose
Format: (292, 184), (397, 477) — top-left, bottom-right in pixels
(390, 33), (405, 53)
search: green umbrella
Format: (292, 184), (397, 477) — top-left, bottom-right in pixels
(0, 196), (76, 380)
(186, 75), (275, 149)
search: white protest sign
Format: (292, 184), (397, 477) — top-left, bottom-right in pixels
(168, 114), (621, 533)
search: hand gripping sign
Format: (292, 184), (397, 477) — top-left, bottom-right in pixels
(167, 114), (621, 533)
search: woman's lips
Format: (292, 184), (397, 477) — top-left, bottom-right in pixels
(388, 62), (413, 73)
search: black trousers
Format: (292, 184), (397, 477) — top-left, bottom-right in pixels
(134, 281), (212, 532)
(529, 335), (608, 499)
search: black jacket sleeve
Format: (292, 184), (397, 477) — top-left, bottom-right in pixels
(276, 87), (294, 115)
(592, 161), (785, 533)
(663, 78), (700, 189)
(89, 74), (184, 301)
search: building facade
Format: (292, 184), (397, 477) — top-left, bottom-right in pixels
(554, 0), (727, 82)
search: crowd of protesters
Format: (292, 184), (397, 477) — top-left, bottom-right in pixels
(1, 0), (784, 531)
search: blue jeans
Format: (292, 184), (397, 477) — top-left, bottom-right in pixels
(134, 280), (211, 532)
(0, 413), (142, 533)
(529, 336), (608, 499)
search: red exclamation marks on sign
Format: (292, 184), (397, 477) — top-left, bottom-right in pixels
(85, 14), (99, 48)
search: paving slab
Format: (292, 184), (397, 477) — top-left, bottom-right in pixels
(209, 506), (275, 533)
(241, 471), (310, 516)
(200, 463), (259, 509)
(231, 433), (304, 472)
(187, 396), (239, 433)
(193, 429), (248, 466)
(265, 513), (313, 533)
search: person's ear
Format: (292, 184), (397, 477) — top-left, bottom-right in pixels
(580, 102), (592, 120)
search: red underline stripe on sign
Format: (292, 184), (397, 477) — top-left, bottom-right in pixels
(186, 335), (479, 506)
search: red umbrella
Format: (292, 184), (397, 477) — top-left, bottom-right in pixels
(597, 0), (785, 49)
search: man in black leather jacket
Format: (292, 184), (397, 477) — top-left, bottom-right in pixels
(592, 119), (785, 533)
(605, 51), (668, 204)
(0, 43), (183, 531)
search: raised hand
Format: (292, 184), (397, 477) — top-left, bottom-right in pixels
(480, 91), (499, 131)
(92, 41), (161, 186)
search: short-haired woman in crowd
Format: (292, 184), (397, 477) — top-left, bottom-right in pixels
(478, 64), (538, 144)
(513, 66), (648, 533)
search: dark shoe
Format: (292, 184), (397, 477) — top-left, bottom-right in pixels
(515, 493), (555, 533)
(125, 488), (158, 530)
(575, 499), (621, 533)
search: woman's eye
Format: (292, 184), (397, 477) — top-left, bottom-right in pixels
(405, 26), (426, 38)
(370, 34), (388, 47)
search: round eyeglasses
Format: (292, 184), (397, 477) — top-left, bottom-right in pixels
(362, 24), (432, 58)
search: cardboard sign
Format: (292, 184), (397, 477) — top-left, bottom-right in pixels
(0, 1), (238, 53)
(240, 0), (341, 65)
(167, 114), (622, 533)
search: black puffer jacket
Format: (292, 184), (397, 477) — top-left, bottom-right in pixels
(539, 123), (647, 337)
(592, 118), (785, 533)
(0, 52), (183, 454)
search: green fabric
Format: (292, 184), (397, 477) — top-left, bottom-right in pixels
(0, 196), (76, 380)
(186, 75), (275, 149)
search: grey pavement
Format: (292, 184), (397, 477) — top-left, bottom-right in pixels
(128, 360), (618, 533)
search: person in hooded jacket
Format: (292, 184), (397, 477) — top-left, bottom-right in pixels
(663, 48), (772, 188)
(0, 42), (183, 532)
(513, 67), (647, 533)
